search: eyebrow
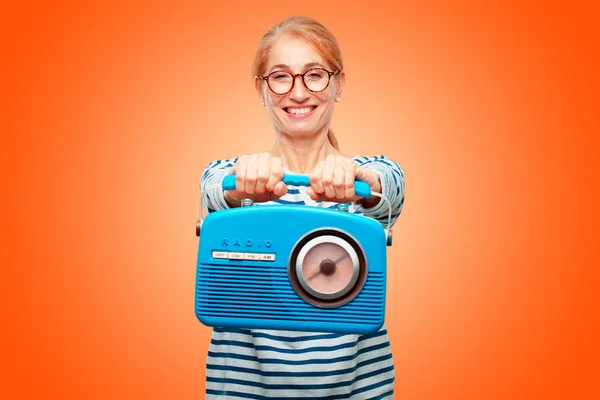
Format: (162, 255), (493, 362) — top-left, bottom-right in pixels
(268, 62), (324, 74)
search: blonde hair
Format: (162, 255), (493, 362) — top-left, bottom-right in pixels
(253, 16), (343, 150)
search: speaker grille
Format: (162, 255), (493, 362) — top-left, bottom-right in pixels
(196, 264), (384, 324)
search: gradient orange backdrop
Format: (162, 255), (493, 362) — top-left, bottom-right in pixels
(1, 1), (598, 399)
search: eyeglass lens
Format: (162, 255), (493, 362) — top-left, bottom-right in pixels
(267, 69), (331, 94)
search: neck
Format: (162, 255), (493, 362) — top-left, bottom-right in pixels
(269, 128), (340, 174)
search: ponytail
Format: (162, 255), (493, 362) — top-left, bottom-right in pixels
(327, 128), (340, 150)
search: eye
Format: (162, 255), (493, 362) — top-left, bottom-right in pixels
(306, 70), (327, 81)
(270, 73), (291, 81)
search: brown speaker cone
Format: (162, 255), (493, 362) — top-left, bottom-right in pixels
(288, 229), (367, 309)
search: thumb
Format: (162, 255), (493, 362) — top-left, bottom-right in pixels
(273, 181), (288, 198)
(355, 166), (375, 183)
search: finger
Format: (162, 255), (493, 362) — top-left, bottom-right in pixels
(344, 160), (356, 199)
(309, 162), (325, 195)
(322, 155), (336, 198)
(255, 153), (270, 194)
(245, 154), (259, 194)
(266, 157), (284, 192)
(311, 193), (329, 202)
(333, 157), (346, 199)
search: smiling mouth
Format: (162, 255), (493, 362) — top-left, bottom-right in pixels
(284, 106), (317, 115)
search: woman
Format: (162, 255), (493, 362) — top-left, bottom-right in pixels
(201, 16), (405, 399)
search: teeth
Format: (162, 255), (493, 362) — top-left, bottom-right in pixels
(287, 107), (313, 115)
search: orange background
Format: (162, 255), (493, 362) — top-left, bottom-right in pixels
(1, 1), (598, 399)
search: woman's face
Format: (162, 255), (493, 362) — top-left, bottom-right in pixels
(256, 35), (345, 139)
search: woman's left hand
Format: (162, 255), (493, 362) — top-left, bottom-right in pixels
(306, 154), (382, 207)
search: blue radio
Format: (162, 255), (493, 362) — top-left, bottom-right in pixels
(195, 174), (393, 335)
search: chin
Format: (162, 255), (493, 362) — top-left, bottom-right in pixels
(283, 125), (323, 139)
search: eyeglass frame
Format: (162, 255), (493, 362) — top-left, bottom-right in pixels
(259, 68), (341, 95)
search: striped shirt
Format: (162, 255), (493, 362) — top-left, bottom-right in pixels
(200, 155), (405, 399)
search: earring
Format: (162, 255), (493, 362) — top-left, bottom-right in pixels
(260, 100), (265, 106)
(335, 97), (340, 102)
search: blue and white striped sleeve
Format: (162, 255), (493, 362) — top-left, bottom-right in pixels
(352, 155), (405, 228)
(200, 157), (238, 213)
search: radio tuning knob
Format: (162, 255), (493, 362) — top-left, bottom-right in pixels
(196, 220), (201, 236)
(386, 229), (393, 246)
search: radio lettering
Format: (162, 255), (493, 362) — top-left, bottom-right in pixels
(219, 238), (272, 248)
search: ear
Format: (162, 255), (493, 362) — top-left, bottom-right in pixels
(335, 71), (345, 99)
(255, 76), (265, 105)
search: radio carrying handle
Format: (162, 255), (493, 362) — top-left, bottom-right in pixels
(222, 174), (371, 198)
(197, 173), (392, 245)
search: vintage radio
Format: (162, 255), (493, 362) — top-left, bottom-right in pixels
(195, 174), (393, 334)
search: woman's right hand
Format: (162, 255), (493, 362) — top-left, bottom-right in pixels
(224, 152), (288, 206)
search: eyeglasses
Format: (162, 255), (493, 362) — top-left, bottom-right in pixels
(260, 68), (339, 95)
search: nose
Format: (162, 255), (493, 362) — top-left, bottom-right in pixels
(289, 75), (310, 102)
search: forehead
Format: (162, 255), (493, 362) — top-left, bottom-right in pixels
(266, 35), (325, 73)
